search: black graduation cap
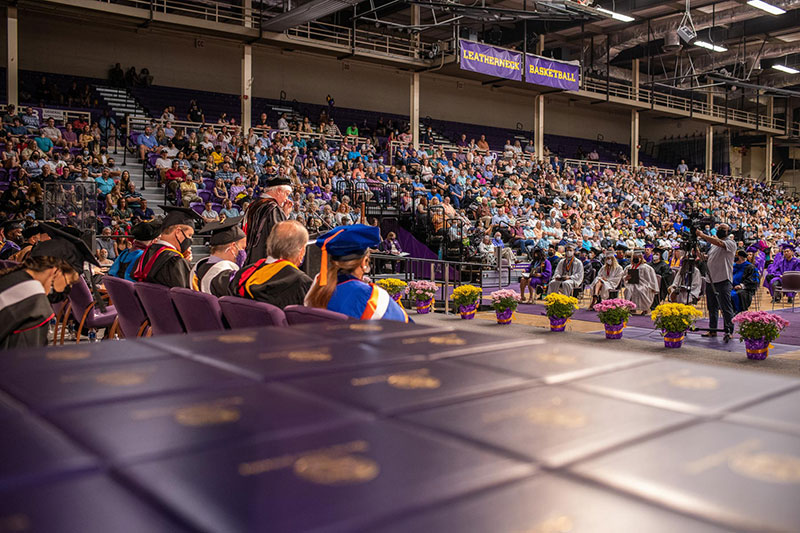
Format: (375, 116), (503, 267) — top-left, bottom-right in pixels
(614, 243), (629, 251)
(32, 223), (99, 272)
(160, 206), (203, 229)
(264, 175), (292, 188)
(1, 219), (23, 233)
(590, 247), (602, 256)
(130, 220), (161, 242)
(22, 224), (45, 240)
(199, 216), (245, 246)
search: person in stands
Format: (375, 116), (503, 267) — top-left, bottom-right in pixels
(305, 224), (408, 322)
(0, 223), (97, 349)
(230, 220), (312, 308)
(108, 221), (160, 282)
(190, 217), (246, 297)
(133, 206), (201, 288)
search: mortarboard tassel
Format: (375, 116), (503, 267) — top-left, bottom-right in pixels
(319, 229), (345, 287)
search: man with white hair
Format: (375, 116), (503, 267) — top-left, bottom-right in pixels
(547, 244), (584, 296)
(244, 176), (293, 263)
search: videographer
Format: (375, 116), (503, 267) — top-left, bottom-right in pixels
(696, 224), (736, 342)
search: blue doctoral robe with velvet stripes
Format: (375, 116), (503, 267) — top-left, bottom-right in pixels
(327, 273), (409, 322)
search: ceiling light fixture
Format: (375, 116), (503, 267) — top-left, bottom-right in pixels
(746, 0), (787, 15)
(596, 7), (635, 22)
(773, 64), (800, 74)
(695, 40), (728, 52)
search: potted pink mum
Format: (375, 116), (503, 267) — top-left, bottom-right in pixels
(594, 299), (637, 339)
(489, 289), (521, 325)
(408, 280), (437, 314)
(733, 311), (790, 360)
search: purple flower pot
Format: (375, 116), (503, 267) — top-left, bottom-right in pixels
(459, 302), (477, 320)
(495, 307), (514, 325)
(415, 298), (433, 314)
(663, 331), (685, 348)
(604, 322), (625, 339)
(744, 337), (770, 360)
(549, 316), (568, 332)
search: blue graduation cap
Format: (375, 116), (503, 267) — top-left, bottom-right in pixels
(315, 224), (381, 286)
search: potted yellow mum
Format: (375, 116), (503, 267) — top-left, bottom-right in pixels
(651, 302), (702, 348)
(544, 293), (579, 331)
(451, 285), (482, 319)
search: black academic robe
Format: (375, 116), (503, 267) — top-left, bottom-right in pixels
(244, 198), (287, 264)
(229, 259), (312, 309)
(650, 259), (673, 305)
(0, 269), (54, 349)
(191, 256), (237, 297)
(133, 242), (191, 288)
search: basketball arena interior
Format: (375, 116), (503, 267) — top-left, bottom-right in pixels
(1, 0), (800, 530)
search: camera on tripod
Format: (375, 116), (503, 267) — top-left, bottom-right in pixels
(679, 210), (715, 253)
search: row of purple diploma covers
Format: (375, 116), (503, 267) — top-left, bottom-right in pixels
(1, 319), (800, 532)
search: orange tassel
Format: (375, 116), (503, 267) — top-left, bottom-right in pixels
(319, 229), (345, 287)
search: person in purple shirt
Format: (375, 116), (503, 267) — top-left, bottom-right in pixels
(520, 247), (552, 302)
(765, 244), (800, 302)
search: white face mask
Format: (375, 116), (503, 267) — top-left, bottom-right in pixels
(565, 251), (574, 258)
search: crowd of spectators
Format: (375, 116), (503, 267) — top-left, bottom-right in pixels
(2, 95), (799, 303)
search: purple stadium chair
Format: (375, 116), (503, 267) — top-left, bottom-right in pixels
(67, 277), (118, 343)
(283, 305), (350, 325)
(170, 287), (226, 332)
(103, 276), (149, 338)
(219, 296), (288, 328)
(134, 282), (185, 336)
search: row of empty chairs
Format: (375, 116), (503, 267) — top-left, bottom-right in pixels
(103, 276), (350, 339)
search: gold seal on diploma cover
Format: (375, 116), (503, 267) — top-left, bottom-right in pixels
(46, 349), (91, 361)
(667, 373), (719, 390)
(525, 406), (588, 428)
(293, 453), (380, 485)
(213, 334), (257, 344)
(729, 452), (800, 484)
(94, 371), (146, 386)
(288, 349), (332, 362)
(387, 371), (441, 390)
(522, 514), (574, 533)
(173, 405), (241, 426)
(348, 323), (383, 332)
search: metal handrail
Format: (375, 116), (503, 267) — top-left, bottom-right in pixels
(370, 252), (513, 314)
(0, 104), (92, 126)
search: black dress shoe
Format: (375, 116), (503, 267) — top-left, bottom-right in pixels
(701, 332), (717, 338)
(723, 333), (731, 343)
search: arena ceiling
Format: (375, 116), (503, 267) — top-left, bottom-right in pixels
(334, 0), (800, 96)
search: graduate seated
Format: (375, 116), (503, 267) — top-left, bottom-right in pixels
(108, 221), (160, 282)
(731, 250), (759, 313)
(519, 247), (551, 303)
(230, 220), (313, 308)
(588, 249), (623, 310)
(133, 206), (202, 288)
(623, 249), (659, 315)
(668, 259), (702, 304)
(305, 224), (409, 322)
(765, 244), (800, 303)
(546, 244), (584, 297)
(0, 223), (98, 349)
(190, 217), (246, 297)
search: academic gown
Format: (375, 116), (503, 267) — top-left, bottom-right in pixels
(108, 245), (145, 282)
(191, 256), (238, 297)
(132, 241), (191, 288)
(306, 272), (409, 322)
(624, 262), (659, 311)
(732, 261), (759, 313)
(525, 259), (552, 290)
(244, 198), (287, 264)
(767, 256), (800, 298)
(650, 259), (673, 304)
(669, 266), (702, 304)
(0, 269), (54, 349)
(230, 258), (312, 309)
(590, 264), (624, 299)
(547, 256), (584, 296)
(0, 240), (21, 260)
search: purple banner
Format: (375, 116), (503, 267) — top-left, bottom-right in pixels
(525, 54), (580, 91)
(460, 40), (523, 82)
